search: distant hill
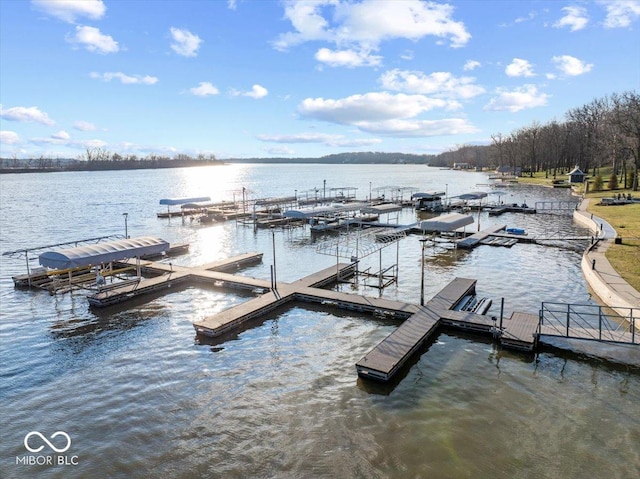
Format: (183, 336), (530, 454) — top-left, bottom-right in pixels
(226, 151), (437, 164)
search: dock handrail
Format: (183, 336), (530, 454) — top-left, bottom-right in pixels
(540, 302), (638, 344)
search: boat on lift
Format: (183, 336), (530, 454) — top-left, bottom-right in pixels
(412, 191), (445, 212)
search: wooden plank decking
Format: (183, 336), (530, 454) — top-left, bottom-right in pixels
(88, 252), (267, 307)
(355, 278), (477, 381)
(456, 225), (506, 249)
(500, 312), (540, 351)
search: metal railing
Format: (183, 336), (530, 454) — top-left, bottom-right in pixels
(540, 302), (638, 344)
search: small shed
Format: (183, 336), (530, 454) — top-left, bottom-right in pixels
(568, 166), (586, 183)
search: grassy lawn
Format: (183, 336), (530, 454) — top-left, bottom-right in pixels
(584, 190), (640, 292)
(513, 171), (640, 292)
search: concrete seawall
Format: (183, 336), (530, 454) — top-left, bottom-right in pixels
(574, 199), (640, 325)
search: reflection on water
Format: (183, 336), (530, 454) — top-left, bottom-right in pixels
(1, 165), (638, 478)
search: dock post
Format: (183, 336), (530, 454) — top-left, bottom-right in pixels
(25, 251), (32, 287)
(598, 306), (603, 340)
(500, 297), (504, 330)
(420, 238), (427, 306)
(271, 226), (277, 286)
(566, 304), (571, 337)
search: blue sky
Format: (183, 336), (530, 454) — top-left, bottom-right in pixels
(1, 0), (639, 160)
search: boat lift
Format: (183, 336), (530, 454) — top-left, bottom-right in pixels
(315, 227), (406, 291)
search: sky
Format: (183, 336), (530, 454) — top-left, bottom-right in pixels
(1, 0), (639, 160)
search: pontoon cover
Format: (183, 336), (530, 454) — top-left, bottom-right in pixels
(420, 213), (474, 232)
(361, 204), (402, 214)
(39, 236), (170, 269)
(457, 192), (488, 200)
(160, 197), (210, 206)
(412, 191), (445, 199)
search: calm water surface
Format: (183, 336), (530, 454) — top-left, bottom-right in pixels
(0, 164), (638, 479)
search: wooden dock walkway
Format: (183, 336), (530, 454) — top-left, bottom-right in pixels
(500, 312), (540, 351)
(355, 278), (478, 381)
(456, 225), (506, 249)
(88, 252), (266, 307)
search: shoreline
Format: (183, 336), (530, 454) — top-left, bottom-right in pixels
(573, 198), (640, 318)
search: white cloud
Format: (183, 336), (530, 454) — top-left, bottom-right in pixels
(0, 105), (55, 125)
(32, 0), (105, 23)
(170, 27), (202, 57)
(514, 11), (537, 24)
(227, 0), (237, 10)
(400, 50), (414, 61)
(90, 72), (158, 84)
(264, 145), (295, 155)
(189, 82), (220, 96)
(298, 92), (448, 124)
(273, 0), (470, 58)
(73, 120), (97, 131)
(484, 84), (549, 112)
(600, 0), (640, 28)
(257, 132), (381, 147)
(553, 6), (589, 31)
(296, 91), (476, 138)
(231, 84), (268, 99)
(315, 48), (382, 68)
(463, 60), (481, 71)
(32, 135), (107, 149)
(379, 69), (485, 99)
(355, 118), (479, 137)
(52, 130), (71, 140)
(505, 58), (535, 77)
(68, 26), (119, 54)
(552, 55), (593, 76)
(0, 131), (21, 144)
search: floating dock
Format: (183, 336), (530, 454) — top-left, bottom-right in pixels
(88, 252), (265, 307)
(456, 225), (507, 249)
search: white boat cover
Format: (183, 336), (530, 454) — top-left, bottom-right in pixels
(361, 204), (403, 214)
(39, 236), (170, 269)
(420, 213), (474, 232)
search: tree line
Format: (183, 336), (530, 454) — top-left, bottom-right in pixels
(441, 90), (639, 190)
(0, 150), (222, 172)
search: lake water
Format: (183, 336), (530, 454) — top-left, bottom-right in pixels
(1, 164), (638, 479)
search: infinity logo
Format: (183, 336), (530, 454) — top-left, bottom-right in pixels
(24, 431), (71, 453)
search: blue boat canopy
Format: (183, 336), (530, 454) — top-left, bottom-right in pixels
(39, 236), (170, 269)
(159, 197), (211, 206)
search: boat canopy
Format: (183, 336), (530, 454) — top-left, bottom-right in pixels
(412, 191), (445, 199)
(180, 201), (219, 209)
(420, 213), (474, 232)
(159, 197), (211, 206)
(39, 236), (170, 269)
(361, 204), (403, 214)
(283, 202), (369, 219)
(457, 192), (488, 201)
